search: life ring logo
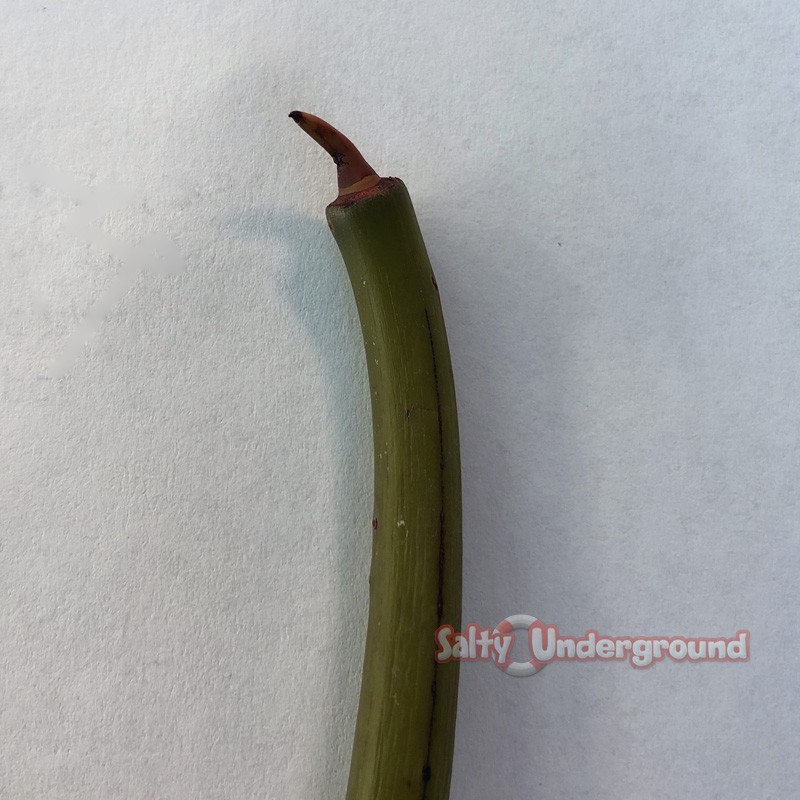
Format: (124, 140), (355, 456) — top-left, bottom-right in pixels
(492, 615), (549, 677)
(435, 617), (750, 677)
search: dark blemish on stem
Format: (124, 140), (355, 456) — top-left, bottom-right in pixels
(372, 516), (379, 531)
(431, 273), (439, 291)
(421, 308), (447, 800)
(437, 510), (446, 617)
(425, 311), (446, 621)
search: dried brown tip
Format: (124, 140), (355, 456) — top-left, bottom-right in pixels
(289, 111), (380, 196)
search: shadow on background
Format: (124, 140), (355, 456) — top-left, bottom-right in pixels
(226, 203), (372, 796)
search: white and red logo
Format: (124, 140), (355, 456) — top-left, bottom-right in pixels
(435, 616), (749, 677)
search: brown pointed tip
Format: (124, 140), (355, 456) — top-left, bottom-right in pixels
(289, 110), (380, 196)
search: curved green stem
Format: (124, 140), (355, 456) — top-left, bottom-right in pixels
(291, 113), (462, 800)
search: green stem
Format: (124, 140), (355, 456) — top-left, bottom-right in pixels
(291, 112), (462, 800)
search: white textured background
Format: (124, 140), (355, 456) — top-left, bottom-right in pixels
(2, 2), (799, 798)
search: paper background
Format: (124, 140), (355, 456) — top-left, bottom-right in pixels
(2, 2), (799, 797)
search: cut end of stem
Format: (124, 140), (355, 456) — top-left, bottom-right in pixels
(289, 110), (381, 197)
